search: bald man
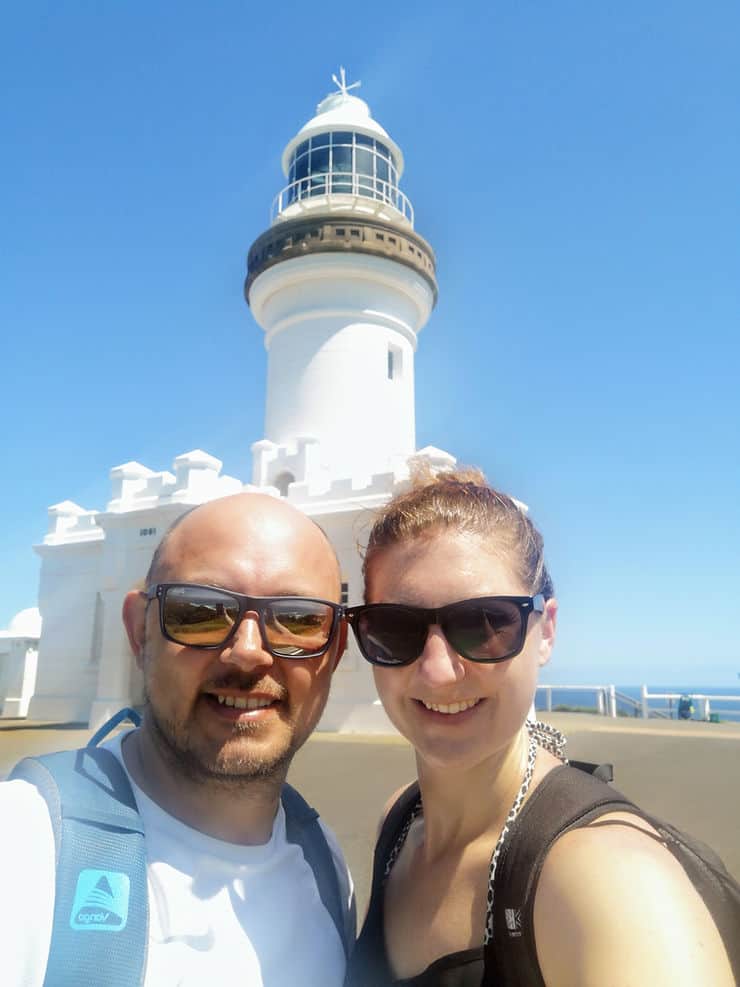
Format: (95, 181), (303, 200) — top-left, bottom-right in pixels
(1, 494), (354, 987)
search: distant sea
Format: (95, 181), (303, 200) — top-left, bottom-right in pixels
(535, 685), (740, 723)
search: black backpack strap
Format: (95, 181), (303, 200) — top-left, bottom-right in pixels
(485, 764), (632, 987)
(372, 782), (420, 895)
(281, 782), (355, 958)
(568, 758), (614, 783)
(10, 743), (148, 987)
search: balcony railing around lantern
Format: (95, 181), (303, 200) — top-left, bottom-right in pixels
(271, 173), (414, 225)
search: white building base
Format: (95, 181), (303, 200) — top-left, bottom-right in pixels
(0, 624), (40, 719)
(319, 698), (399, 735)
(27, 694), (91, 724)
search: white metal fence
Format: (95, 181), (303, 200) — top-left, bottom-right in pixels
(538, 684), (618, 717)
(536, 685), (740, 720)
(639, 686), (740, 721)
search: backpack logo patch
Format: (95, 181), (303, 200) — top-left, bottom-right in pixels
(69, 869), (130, 931)
(505, 907), (522, 936)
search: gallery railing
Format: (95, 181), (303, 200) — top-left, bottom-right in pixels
(272, 173), (414, 225)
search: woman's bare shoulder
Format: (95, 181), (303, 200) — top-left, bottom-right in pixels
(532, 812), (734, 987)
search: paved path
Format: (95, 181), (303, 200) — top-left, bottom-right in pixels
(2, 713), (738, 914)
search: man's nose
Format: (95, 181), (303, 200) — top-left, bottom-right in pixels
(415, 625), (466, 687)
(218, 612), (274, 670)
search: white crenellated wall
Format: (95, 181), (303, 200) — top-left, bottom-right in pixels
(23, 441), (456, 731)
(28, 450), (246, 726)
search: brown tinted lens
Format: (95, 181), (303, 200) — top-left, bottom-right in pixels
(162, 586), (239, 646)
(264, 600), (335, 656)
(445, 600), (524, 660)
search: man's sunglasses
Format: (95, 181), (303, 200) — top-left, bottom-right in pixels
(345, 595), (545, 667)
(145, 583), (343, 659)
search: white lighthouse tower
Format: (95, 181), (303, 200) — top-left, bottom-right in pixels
(242, 69), (453, 729)
(247, 69), (439, 496)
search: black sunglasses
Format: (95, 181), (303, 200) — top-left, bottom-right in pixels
(145, 583), (343, 659)
(345, 595), (545, 667)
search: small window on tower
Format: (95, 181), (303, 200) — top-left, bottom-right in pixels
(341, 581), (349, 605)
(387, 344), (403, 381)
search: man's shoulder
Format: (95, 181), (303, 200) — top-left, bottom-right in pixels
(0, 776), (57, 908)
(0, 777), (56, 986)
(0, 772), (54, 818)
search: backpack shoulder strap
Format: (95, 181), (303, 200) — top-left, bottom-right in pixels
(9, 722), (148, 987)
(485, 764), (632, 987)
(281, 783), (354, 959)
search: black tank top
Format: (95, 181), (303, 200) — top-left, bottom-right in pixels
(345, 761), (642, 987)
(347, 729), (574, 987)
(344, 785), (486, 987)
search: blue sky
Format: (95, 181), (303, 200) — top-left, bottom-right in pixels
(1, 1), (738, 685)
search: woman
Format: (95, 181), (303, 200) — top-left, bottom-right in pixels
(344, 468), (734, 987)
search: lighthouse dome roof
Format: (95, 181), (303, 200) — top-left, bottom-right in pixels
(6, 607), (42, 638)
(281, 86), (404, 177)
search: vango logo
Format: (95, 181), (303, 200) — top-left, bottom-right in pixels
(69, 869), (130, 932)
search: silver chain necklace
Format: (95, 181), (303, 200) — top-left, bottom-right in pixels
(382, 720), (568, 946)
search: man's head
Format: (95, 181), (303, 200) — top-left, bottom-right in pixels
(123, 493), (346, 788)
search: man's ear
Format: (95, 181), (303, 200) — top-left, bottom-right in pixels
(330, 619), (348, 672)
(538, 598), (558, 668)
(122, 590), (148, 669)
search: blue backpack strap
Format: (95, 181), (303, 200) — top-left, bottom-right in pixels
(281, 782), (354, 958)
(9, 710), (148, 987)
(86, 706), (141, 748)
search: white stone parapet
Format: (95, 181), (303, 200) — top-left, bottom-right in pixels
(44, 501), (102, 546)
(38, 450), (244, 547)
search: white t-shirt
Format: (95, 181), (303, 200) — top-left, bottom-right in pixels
(0, 732), (353, 987)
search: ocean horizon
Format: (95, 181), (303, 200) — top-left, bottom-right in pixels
(536, 684), (740, 723)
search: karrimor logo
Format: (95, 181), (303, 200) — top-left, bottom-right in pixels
(504, 907), (522, 937)
(69, 869), (130, 932)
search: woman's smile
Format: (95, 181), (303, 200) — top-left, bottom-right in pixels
(416, 697), (483, 715)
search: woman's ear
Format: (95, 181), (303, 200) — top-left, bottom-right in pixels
(538, 597), (558, 667)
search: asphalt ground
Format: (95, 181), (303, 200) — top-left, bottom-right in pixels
(1, 713), (738, 915)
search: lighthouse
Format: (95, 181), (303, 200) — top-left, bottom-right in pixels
(246, 69), (438, 495)
(16, 71), (454, 732)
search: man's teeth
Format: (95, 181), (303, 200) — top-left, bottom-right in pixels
(421, 699), (481, 715)
(216, 695), (274, 710)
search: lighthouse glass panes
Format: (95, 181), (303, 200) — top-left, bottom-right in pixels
(286, 132), (399, 208)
